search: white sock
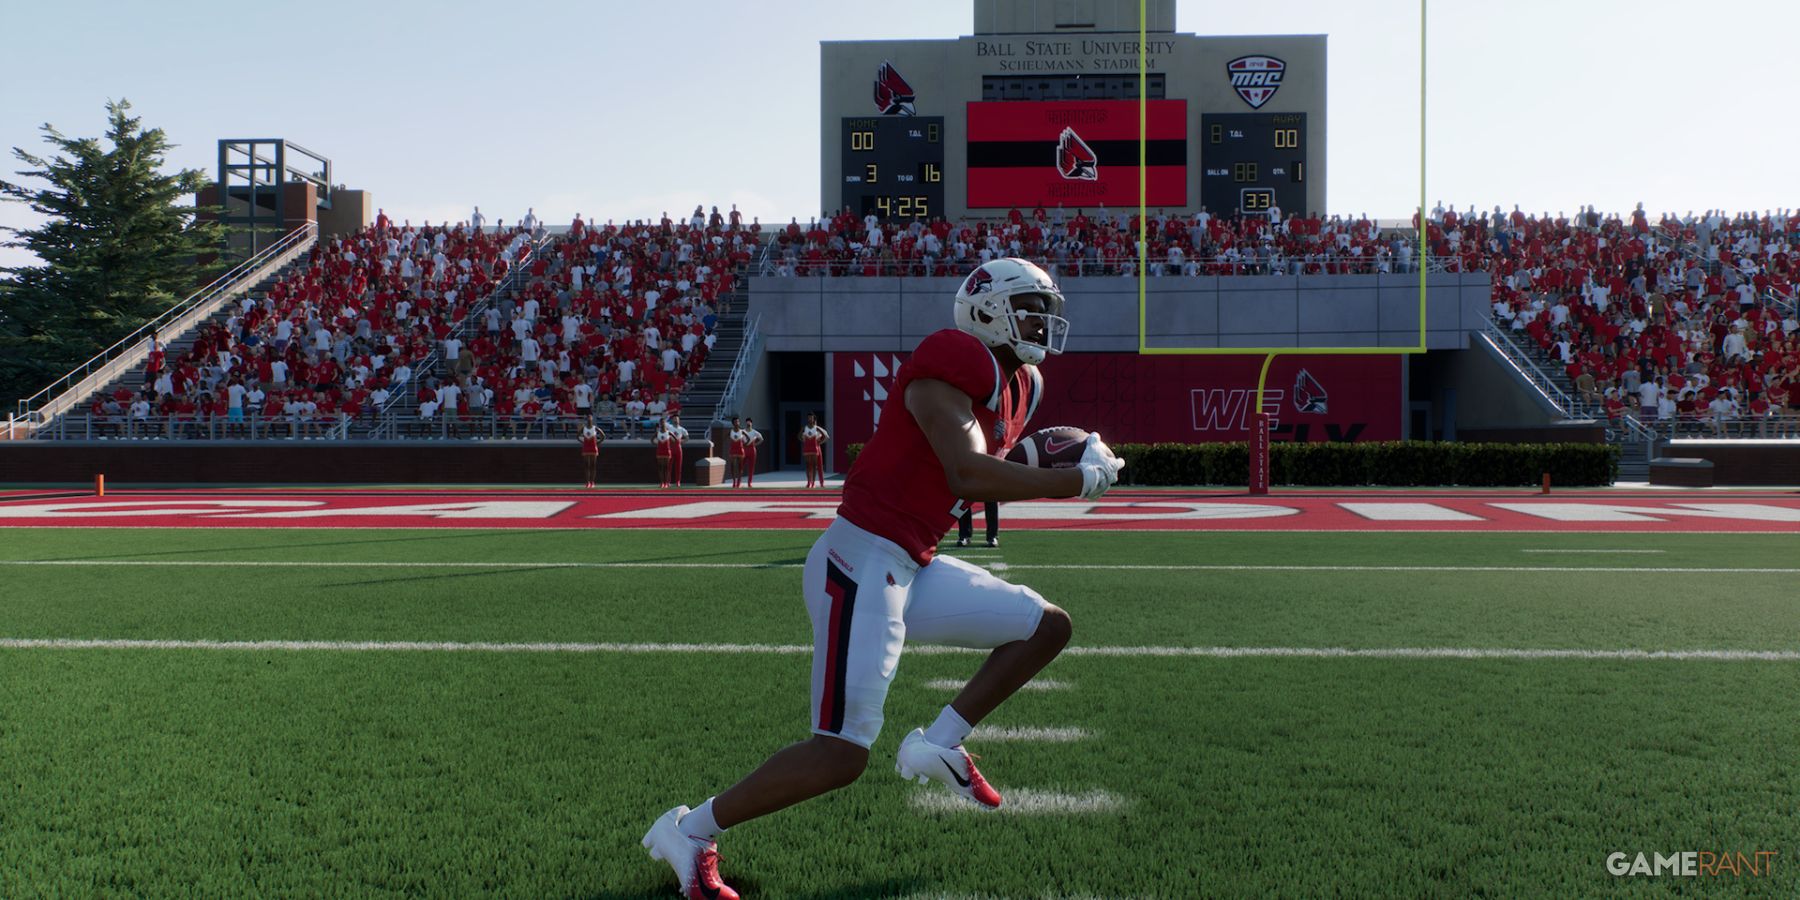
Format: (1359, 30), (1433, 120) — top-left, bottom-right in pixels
(923, 705), (973, 748)
(680, 797), (724, 844)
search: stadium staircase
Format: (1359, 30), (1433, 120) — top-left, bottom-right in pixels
(1475, 318), (1654, 480)
(681, 280), (755, 427)
(15, 224), (318, 438)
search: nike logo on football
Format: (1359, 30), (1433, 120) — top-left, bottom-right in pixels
(1043, 436), (1082, 455)
(940, 757), (972, 788)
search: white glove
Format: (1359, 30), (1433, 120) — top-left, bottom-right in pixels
(1076, 432), (1125, 500)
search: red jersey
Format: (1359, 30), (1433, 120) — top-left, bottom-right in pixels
(838, 329), (1042, 565)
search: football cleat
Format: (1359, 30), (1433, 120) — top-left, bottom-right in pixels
(896, 728), (1002, 809)
(956, 537), (970, 548)
(641, 806), (739, 900)
(985, 537), (999, 548)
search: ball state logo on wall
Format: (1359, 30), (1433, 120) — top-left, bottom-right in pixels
(873, 61), (916, 116)
(1293, 368), (1328, 414)
(1056, 127), (1097, 180)
(1228, 55), (1286, 109)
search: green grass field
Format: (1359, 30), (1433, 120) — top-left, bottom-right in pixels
(3, 527), (1798, 898)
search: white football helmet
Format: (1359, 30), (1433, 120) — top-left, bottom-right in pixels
(953, 258), (1069, 365)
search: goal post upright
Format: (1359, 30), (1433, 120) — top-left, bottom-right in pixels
(1136, 0), (1431, 494)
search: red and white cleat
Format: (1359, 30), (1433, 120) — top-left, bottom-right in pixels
(896, 728), (1002, 809)
(641, 806), (740, 899)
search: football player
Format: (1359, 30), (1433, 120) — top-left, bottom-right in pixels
(642, 258), (1124, 899)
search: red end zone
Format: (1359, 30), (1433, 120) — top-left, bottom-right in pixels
(2, 489), (1800, 532)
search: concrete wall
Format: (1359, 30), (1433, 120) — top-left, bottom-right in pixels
(748, 273), (1489, 353)
(318, 189), (372, 240)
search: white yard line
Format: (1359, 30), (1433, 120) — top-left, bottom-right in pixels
(1520, 549), (1666, 554)
(910, 789), (1126, 815)
(923, 678), (1071, 692)
(2, 559), (1792, 575)
(2, 637), (1797, 661)
(967, 726), (1092, 743)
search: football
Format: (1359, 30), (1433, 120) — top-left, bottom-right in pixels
(1004, 426), (1090, 469)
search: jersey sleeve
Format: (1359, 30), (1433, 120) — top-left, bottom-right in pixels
(904, 329), (1003, 411)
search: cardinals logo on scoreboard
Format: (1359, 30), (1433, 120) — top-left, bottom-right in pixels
(874, 61), (916, 116)
(1227, 55), (1286, 109)
(1293, 368), (1328, 414)
(1056, 127), (1097, 181)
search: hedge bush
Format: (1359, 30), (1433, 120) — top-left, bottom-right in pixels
(845, 441), (1616, 487)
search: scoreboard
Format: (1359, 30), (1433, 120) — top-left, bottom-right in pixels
(839, 116), (945, 220)
(1200, 112), (1308, 217)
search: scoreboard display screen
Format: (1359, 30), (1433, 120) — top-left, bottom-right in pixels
(1200, 113), (1307, 217)
(840, 116), (945, 220)
(966, 100), (1187, 209)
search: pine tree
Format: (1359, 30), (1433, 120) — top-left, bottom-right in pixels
(0, 99), (226, 407)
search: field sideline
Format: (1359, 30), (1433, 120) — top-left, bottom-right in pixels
(3, 492), (1797, 896)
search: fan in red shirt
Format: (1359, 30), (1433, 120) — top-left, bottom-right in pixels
(642, 258), (1124, 899)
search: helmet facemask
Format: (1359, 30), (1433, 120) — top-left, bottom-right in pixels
(1002, 294), (1068, 365)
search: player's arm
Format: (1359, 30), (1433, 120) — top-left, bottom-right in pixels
(906, 378), (1081, 502)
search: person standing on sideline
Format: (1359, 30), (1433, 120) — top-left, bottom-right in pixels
(579, 417), (604, 489)
(729, 416), (748, 488)
(741, 418), (763, 488)
(654, 416), (674, 489)
(956, 501), (1000, 548)
(801, 412), (830, 488)
(667, 413), (690, 488)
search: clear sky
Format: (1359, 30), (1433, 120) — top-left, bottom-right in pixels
(4, 0), (1797, 273)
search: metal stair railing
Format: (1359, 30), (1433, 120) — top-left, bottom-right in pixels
(1478, 318), (1578, 417)
(710, 314), (761, 426)
(367, 232), (551, 435)
(14, 222), (317, 427)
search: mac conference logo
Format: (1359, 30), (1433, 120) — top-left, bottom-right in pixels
(1056, 127), (1097, 180)
(873, 61), (915, 116)
(1228, 55), (1285, 109)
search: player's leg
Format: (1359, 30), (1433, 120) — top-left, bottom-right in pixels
(894, 555), (1070, 807)
(672, 446), (682, 487)
(648, 520), (913, 894)
(984, 501), (1000, 547)
(956, 506), (973, 547)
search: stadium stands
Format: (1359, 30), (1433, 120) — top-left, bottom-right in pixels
(56, 211), (763, 441)
(31, 204), (1799, 450)
(760, 206), (1411, 278)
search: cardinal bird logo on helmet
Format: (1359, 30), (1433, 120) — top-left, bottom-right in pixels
(1056, 127), (1097, 181)
(873, 61), (916, 116)
(962, 266), (994, 296)
(1294, 368), (1328, 414)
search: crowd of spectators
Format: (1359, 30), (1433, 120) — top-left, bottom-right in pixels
(763, 205), (1415, 278)
(74, 198), (1800, 440)
(91, 215), (537, 438)
(1471, 205), (1800, 433)
(82, 204), (754, 440)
